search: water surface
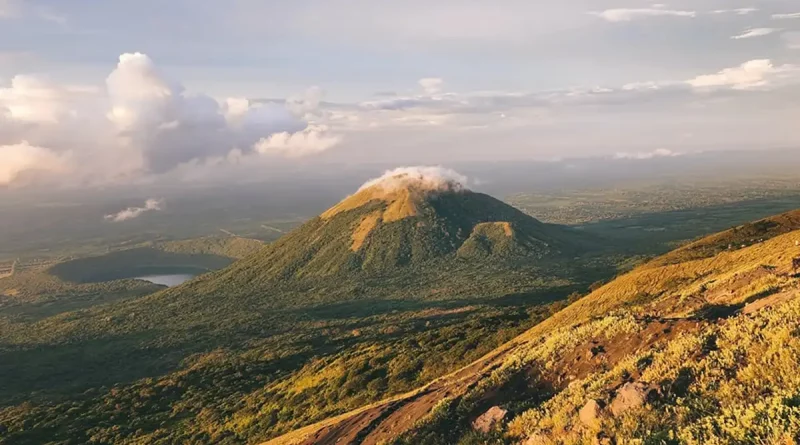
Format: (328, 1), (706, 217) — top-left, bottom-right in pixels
(135, 274), (195, 287)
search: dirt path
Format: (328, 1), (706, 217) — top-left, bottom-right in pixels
(263, 344), (513, 445)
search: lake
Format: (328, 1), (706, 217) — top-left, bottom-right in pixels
(135, 274), (195, 287)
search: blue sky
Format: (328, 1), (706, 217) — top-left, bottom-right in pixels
(1, 0), (800, 187)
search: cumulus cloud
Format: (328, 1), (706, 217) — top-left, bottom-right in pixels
(105, 198), (164, 222)
(358, 166), (468, 192)
(592, 8), (696, 22)
(614, 148), (682, 160)
(731, 28), (781, 40)
(687, 60), (797, 90)
(106, 53), (242, 173)
(0, 75), (95, 123)
(254, 125), (342, 157)
(0, 52), (341, 187)
(0, 141), (71, 186)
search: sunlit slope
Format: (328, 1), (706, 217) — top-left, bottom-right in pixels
(0, 171), (607, 445)
(266, 215), (800, 445)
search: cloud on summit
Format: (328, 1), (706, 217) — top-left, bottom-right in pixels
(359, 166), (468, 193)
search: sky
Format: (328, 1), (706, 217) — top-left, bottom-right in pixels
(1, 0), (800, 189)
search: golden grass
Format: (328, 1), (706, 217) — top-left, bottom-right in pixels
(351, 212), (382, 251)
(320, 186), (420, 221)
(474, 221), (513, 237)
(382, 188), (419, 222)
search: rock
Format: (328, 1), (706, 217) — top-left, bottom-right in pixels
(590, 345), (605, 357)
(610, 382), (647, 416)
(579, 399), (603, 427)
(471, 406), (508, 433)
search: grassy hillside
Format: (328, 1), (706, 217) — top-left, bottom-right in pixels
(649, 208), (800, 267)
(264, 212), (800, 445)
(155, 236), (265, 259)
(0, 184), (611, 444)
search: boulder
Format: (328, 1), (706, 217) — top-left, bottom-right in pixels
(579, 399), (603, 427)
(471, 406), (508, 433)
(610, 382), (647, 416)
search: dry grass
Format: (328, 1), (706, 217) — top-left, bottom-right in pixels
(321, 187), (421, 222)
(351, 212), (383, 251)
(473, 222), (513, 237)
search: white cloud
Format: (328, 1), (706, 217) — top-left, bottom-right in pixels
(731, 28), (781, 40)
(614, 148), (682, 160)
(254, 125), (342, 157)
(687, 60), (797, 90)
(358, 166), (467, 192)
(0, 141), (71, 186)
(713, 8), (758, 15)
(0, 52), (340, 187)
(592, 8), (696, 22)
(419, 78), (444, 95)
(772, 13), (800, 20)
(105, 198), (164, 222)
(0, 75), (95, 123)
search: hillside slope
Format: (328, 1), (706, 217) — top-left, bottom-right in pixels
(266, 213), (800, 445)
(203, 170), (588, 288)
(0, 168), (607, 445)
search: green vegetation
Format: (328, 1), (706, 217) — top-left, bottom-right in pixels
(155, 236), (264, 259)
(0, 187), (609, 444)
(5, 179), (800, 445)
(282, 211), (800, 445)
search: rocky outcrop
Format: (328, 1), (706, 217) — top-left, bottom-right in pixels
(472, 406), (508, 433)
(610, 382), (647, 416)
(579, 399), (604, 427)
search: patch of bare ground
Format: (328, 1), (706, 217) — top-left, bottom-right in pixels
(743, 289), (797, 314)
(550, 318), (703, 388)
(263, 345), (514, 445)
